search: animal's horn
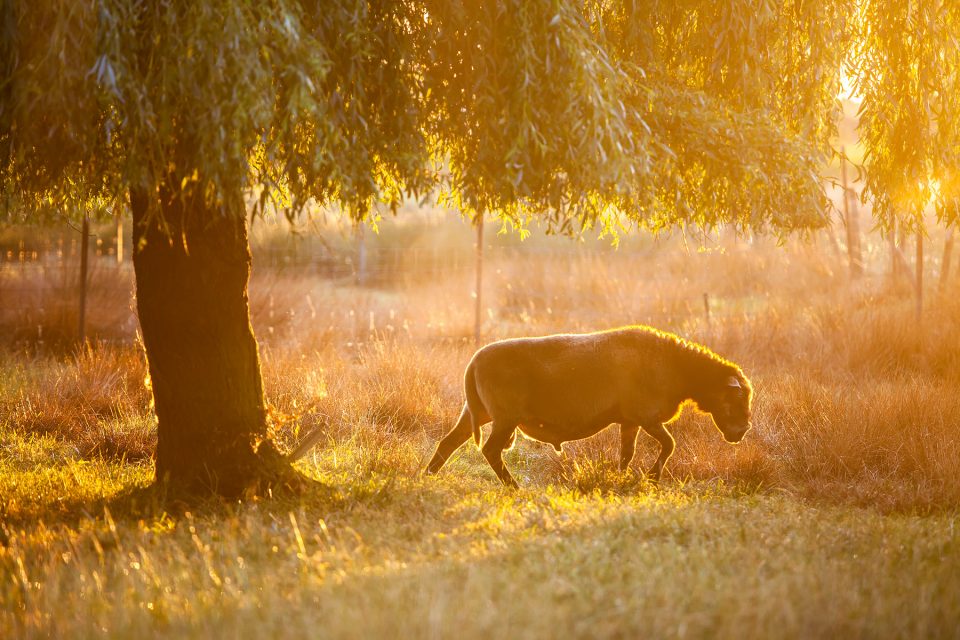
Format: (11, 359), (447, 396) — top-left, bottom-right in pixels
(727, 376), (741, 388)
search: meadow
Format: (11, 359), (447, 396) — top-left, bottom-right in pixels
(2, 217), (960, 638)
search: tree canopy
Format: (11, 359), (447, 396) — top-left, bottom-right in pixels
(2, 1), (957, 233)
(0, 0), (883, 238)
(852, 0), (960, 232)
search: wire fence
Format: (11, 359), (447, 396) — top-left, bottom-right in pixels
(1, 241), (782, 347)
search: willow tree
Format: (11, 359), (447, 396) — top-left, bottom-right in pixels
(851, 0), (960, 292)
(1, 0), (849, 496)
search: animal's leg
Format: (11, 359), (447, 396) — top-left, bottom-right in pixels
(482, 420), (519, 487)
(426, 404), (472, 474)
(619, 424), (640, 471)
(641, 422), (675, 482)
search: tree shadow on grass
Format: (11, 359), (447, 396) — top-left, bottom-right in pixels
(0, 462), (486, 548)
(0, 428), (769, 542)
(0, 467), (341, 534)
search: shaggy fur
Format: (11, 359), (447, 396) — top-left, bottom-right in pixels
(426, 326), (753, 486)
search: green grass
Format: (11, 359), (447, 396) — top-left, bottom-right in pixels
(2, 432), (958, 639)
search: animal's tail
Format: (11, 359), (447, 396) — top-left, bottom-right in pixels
(464, 363), (485, 446)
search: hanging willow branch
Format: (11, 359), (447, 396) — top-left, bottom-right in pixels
(2, 1), (952, 237)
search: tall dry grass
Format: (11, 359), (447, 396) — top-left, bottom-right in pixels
(1, 344), (154, 461)
(2, 229), (959, 512)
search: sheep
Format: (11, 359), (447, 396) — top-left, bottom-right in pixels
(425, 326), (753, 487)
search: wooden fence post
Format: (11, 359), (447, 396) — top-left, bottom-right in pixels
(355, 223), (368, 286)
(78, 214), (90, 343)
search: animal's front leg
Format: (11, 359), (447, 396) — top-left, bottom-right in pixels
(641, 422), (675, 482)
(619, 424), (640, 471)
(482, 421), (519, 487)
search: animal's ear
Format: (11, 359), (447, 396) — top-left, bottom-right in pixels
(725, 376), (745, 397)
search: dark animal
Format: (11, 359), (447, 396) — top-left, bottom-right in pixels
(425, 326), (753, 486)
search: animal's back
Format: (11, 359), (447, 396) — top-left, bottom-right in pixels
(469, 327), (674, 427)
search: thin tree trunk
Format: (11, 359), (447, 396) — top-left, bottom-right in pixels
(116, 213), (124, 264)
(898, 223), (907, 278)
(890, 221), (897, 281)
(888, 218), (916, 293)
(848, 197), (864, 275)
(840, 152), (863, 277)
(474, 212), (484, 346)
(916, 228), (923, 320)
(941, 228), (954, 292)
(130, 184), (293, 497)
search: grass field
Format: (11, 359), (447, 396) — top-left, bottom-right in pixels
(2, 224), (960, 638)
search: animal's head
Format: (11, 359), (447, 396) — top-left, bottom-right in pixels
(704, 374), (753, 444)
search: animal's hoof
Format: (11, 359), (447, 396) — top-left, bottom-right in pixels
(424, 456), (445, 475)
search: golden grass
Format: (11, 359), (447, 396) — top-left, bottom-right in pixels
(2, 230), (960, 637)
(2, 344), (154, 462)
(2, 461), (958, 638)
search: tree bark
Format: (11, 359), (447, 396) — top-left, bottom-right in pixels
(130, 184), (293, 497)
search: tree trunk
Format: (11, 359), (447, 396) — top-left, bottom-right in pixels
(916, 228), (923, 321)
(130, 184), (293, 497)
(941, 228), (954, 293)
(840, 151), (863, 277)
(474, 212), (484, 347)
(890, 221), (897, 281)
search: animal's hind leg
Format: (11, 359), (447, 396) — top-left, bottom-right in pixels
(482, 420), (519, 487)
(641, 422), (675, 482)
(619, 424), (640, 471)
(426, 405), (473, 474)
